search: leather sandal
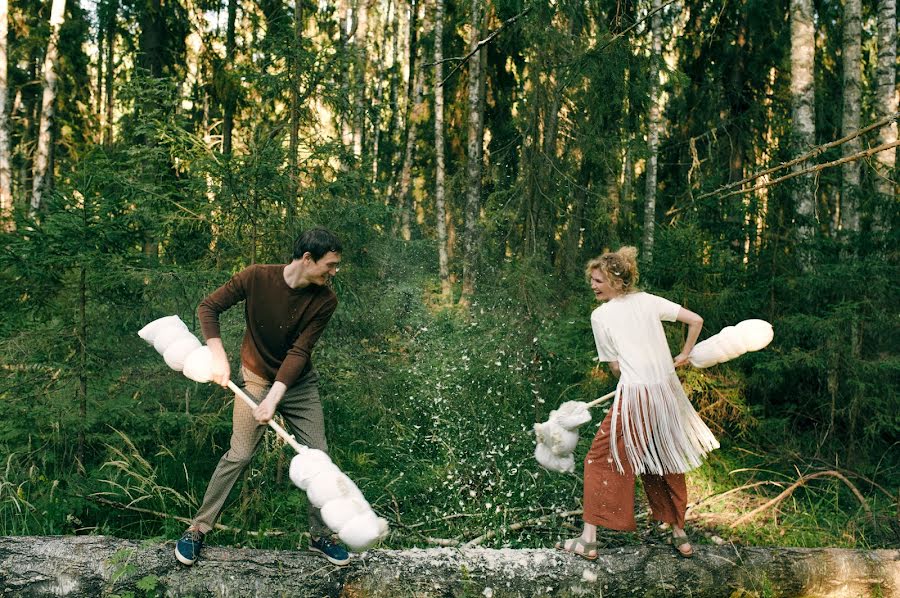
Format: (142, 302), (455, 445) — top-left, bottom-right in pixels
(672, 530), (694, 558)
(555, 537), (599, 561)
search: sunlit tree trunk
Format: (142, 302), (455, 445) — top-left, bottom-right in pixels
(396, 66), (423, 240)
(874, 0), (897, 229)
(433, 0), (450, 300)
(0, 0), (12, 230)
(459, 0), (483, 307)
(30, 0), (67, 215)
(103, 0), (117, 146)
(790, 0), (817, 249)
(641, 0), (661, 263)
(840, 0), (862, 233)
(352, 0), (369, 159)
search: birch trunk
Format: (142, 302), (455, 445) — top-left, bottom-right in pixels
(287, 0), (303, 234)
(874, 0), (898, 229)
(459, 0), (483, 307)
(840, 0), (862, 233)
(0, 0), (12, 229)
(790, 0), (817, 246)
(642, 0), (661, 264)
(352, 0), (369, 159)
(2, 536), (898, 598)
(30, 0), (66, 215)
(433, 0), (450, 301)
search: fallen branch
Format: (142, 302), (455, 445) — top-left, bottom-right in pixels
(714, 140), (900, 201)
(730, 470), (872, 529)
(86, 495), (286, 537)
(695, 112), (899, 201)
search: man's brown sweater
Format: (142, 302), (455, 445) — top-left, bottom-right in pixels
(198, 264), (337, 387)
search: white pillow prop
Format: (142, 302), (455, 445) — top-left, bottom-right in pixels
(321, 497), (371, 533)
(551, 401), (592, 429)
(289, 450), (339, 490)
(533, 421), (578, 457)
(182, 345), (214, 383)
(138, 315), (187, 343)
(163, 335), (202, 371)
(534, 442), (575, 473)
(153, 323), (193, 355)
(307, 470), (365, 509)
(689, 319), (774, 369)
(338, 511), (390, 551)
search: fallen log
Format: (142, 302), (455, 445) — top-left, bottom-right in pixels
(0, 535), (897, 597)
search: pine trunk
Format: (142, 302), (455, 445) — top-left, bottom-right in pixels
(840, 0), (862, 233)
(222, 0), (237, 155)
(103, 0), (116, 146)
(30, 0), (66, 215)
(642, 0), (661, 264)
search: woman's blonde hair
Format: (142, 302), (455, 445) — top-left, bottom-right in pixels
(585, 246), (640, 293)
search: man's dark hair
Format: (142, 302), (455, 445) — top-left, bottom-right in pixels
(293, 228), (343, 261)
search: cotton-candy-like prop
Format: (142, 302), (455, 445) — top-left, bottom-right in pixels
(533, 420), (579, 456)
(689, 319), (774, 368)
(138, 315), (389, 552)
(534, 441), (575, 473)
(163, 335), (202, 371)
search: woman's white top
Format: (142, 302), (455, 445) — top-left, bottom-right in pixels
(591, 292), (720, 475)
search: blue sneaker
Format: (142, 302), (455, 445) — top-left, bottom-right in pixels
(175, 528), (205, 565)
(309, 536), (350, 566)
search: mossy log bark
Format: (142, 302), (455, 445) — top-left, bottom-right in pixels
(0, 536), (897, 597)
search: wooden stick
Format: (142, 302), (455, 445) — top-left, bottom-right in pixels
(585, 390), (616, 409)
(227, 380), (306, 454)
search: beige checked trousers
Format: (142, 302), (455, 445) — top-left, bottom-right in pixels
(192, 366), (330, 536)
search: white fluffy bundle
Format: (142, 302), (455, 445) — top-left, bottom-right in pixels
(138, 315), (390, 552)
(290, 452), (388, 551)
(533, 400), (593, 473)
(689, 319), (774, 368)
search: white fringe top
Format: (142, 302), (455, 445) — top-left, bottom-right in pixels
(591, 292), (720, 475)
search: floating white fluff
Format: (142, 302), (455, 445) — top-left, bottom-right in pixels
(289, 450), (338, 490)
(534, 442), (575, 473)
(551, 401), (592, 429)
(163, 335), (202, 371)
(735, 319), (774, 352)
(321, 497), (371, 533)
(182, 346), (213, 383)
(307, 470), (364, 509)
(138, 315), (187, 343)
(338, 511), (389, 551)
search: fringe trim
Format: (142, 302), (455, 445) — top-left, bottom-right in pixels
(610, 375), (720, 475)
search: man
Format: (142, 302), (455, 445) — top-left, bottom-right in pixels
(175, 228), (350, 566)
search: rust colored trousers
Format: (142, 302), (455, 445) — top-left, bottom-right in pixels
(582, 405), (687, 531)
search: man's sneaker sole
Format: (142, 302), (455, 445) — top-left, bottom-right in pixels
(309, 545), (350, 566)
(175, 544), (197, 566)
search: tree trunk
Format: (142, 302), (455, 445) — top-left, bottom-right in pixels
(30, 0), (66, 215)
(396, 67), (423, 240)
(641, 0), (661, 264)
(1, 536), (897, 597)
(103, 0), (116, 147)
(790, 0), (817, 248)
(287, 0), (303, 235)
(459, 0), (484, 308)
(433, 0), (450, 301)
(222, 0), (237, 155)
(352, 0), (369, 159)
(840, 0), (862, 233)
(874, 0), (897, 229)
(0, 0), (12, 230)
